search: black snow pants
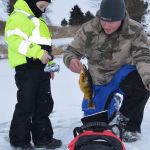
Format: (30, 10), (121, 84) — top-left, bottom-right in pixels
(119, 70), (149, 133)
(9, 64), (54, 147)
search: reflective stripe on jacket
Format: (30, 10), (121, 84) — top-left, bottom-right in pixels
(5, 0), (52, 68)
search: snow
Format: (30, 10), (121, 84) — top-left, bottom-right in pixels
(52, 37), (73, 47)
(1, 0), (150, 148)
(145, 0), (150, 32)
(1, 0), (150, 31)
(0, 37), (150, 150)
(0, 0), (9, 21)
(0, 36), (5, 45)
(47, 0), (98, 26)
(0, 0), (98, 25)
(0, 57), (83, 149)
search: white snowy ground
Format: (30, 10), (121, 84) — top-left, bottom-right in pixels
(0, 36), (5, 46)
(0, 38), (150, 150)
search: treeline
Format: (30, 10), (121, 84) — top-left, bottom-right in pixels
(8, 0), (148, 26)
(61, 5), (94, 26)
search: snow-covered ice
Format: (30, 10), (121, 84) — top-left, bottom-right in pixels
(52, 37), (73, 47)
(0, 53), (150, 149)
(0, 36), (5, 46)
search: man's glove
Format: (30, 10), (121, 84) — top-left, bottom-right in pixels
(79, 64), (95, 108)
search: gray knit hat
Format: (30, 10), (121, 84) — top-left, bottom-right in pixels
(100, 0), (125, 21)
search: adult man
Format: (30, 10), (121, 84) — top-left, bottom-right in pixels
(63, 0), (150, 142)
(5, 0), (62, 149)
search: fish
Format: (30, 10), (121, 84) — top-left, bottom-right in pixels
(79, 64), (95, 109)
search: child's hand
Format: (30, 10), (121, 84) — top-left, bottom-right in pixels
(50, 72), (55, 80)
(40, 51), (52, 64)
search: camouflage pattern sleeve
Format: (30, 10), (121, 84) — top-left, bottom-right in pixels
(63, 26), (86, 68)
(131, 28), (150, 90)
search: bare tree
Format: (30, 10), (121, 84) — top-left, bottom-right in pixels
(124, 0), (148, 23)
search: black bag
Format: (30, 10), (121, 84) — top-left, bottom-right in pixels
(68, 121), (126, 150)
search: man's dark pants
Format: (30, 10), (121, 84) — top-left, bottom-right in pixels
(119, 70), (149, 132)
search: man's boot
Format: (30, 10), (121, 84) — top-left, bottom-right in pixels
(116, 112), (140, 142)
